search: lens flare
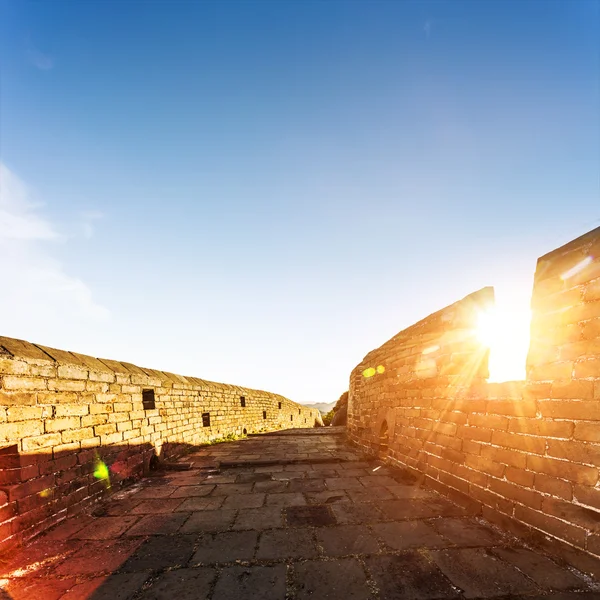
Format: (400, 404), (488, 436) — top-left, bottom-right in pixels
(363, 365), (385, 378)
(422, 345), (440, 355)
(561, 256), (592, 281)
(93, 459), (111, 489)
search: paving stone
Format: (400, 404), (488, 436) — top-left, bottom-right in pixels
(57, 576), (107, 600)
(330, 502), (384, 525)
(372, 521), (449, 550)
(212, 483), (254, 496)
(40, 514), (95, 541)
(272, 471), (305, 480)
(124, 512), (191, 536)
(101, 498), (143, 516)
(325, 477), (365, 490)
(434, 518), (505, 547)
(180, 509), (237, 533)
(190, 530), (257, 564)
(141, 567), (216, 600)
(491, 547), (588, 590)
(430, 548), (541, 598)
(253, 465), (284, 473)
(377, 498), (464, 521)
(253, 480), (289, 493)
(337, 468), (372, 477)
(256, 528), (318, 559)
(232, 506), (285, 530)
(347, 486), (395, 503)
(212, 564), (286, 600)
(288, 479), (327, 493)
(366, 553), (460, 600)
(316, 525), (380, 556)
(72, 516), (139, 540)
(313, 462), (342, 470)
(236, 472), (274, 483)
(2, 575), (77, 600)
(293, 558), (373, 600)
(53, 538), (146, 576)
(120, 534), (196, 571)
(285, 505), (337, 527)
(131, 486), (174, 499)
(359, 475), (399, 487)
(389, 468), (419, 484)
(306, 469), (339, 478)
(170, 485), (216, 498)
(130, 498), (185, 514)
(175, 496), (225, 511)
(164, 473), (205, 485)
(222, 492), (265, 509)
(0, 538), (85, 578)
(65, 572), (150, 600)
(285, 463), (313, 472)
(266, 492), (307, 506)
(510, 594), (600, 600)
(202, 474), (237, 484)
(306, 490), (350, 504)
(340, 462), (373, 470)
(386, 484), (432, 499)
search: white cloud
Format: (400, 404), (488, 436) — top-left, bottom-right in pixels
(0, 164), (59, 241)
(0, 163), (109, 329)
(80, 210), (104, 239)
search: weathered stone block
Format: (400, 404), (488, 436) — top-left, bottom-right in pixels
(2, 376), (46, 391)
(21, 433), (62, 452)
(6, 406), (43, 422)
(57, 365), (88, 380)
(48, 380), (86, 392)
(62, 427), (95, 443)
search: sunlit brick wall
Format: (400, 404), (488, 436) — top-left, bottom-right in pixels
(348, 226), (600, 567)
(0, 337), (320, 551)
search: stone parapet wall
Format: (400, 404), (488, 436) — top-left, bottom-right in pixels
(0, 336), (320, 551)
(348, 226), (600, 566)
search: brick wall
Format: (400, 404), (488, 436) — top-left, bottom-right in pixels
(0, 336), (321, 552)
(348, 226), (600, 568)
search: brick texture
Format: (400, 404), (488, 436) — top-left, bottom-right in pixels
(0, 337), (321, 551)
(348, 226), (600, 560)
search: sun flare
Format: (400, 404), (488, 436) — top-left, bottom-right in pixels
(476, 300), (531, 382)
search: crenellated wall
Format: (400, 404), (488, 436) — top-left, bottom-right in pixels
(349, 226), (600, 570)
(0, 337), (321, 552)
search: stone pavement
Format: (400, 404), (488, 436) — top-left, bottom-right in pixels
(1, 428), (599, 600)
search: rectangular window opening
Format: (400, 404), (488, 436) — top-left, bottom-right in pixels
(290, 415), (293, 421)
(240, 396), (246, 407)
(202, 412), (211, 427)
(278, 402), (282, 409)
(142, 389), (156, 410)
(263, 410), (267, 419)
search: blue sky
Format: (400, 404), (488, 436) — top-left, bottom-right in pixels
(1, 0), (598, 403)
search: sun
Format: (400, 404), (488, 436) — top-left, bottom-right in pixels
(476, 309), (498, 347)
(475, 299), (531, 382)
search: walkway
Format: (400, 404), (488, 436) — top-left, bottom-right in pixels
(1, 428), (598, 599)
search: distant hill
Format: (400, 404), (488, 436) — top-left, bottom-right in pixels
(303, 402), (336, 414)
